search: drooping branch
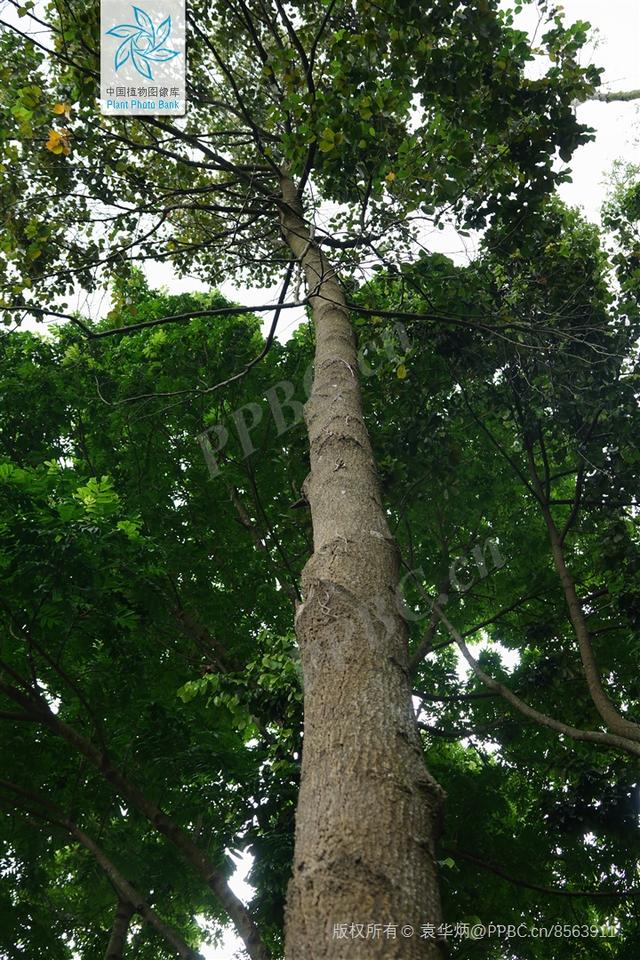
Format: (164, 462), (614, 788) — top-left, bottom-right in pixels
(94, 261), (299, 407)
(0, 676), (270, 960)
(1, 297), (306, 340)
(430, 607), (640, 759)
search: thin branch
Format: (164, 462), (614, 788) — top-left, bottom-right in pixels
(2, 297), (306, 341)
(0, 676), (270, 960)
(448, 847), (638, 900)
(109, 259), (298, 405)
(430, 606), (640, 759)
(588, 89), (640, 102)
(414, 689), (497, 704)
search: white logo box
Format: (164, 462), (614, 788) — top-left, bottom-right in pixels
(100, 1), (186, 115)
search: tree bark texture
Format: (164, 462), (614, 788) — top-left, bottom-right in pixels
(279, 178), (445, 959)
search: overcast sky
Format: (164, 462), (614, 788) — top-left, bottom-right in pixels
(202, 2), (640, 957)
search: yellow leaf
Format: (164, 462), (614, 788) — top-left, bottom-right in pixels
(396, 363), (407, 379)
(45, 128), (71, 156)
(385, 171), (397, 184)
(52, 103), (67, 115)
(45, 129), (62, 152)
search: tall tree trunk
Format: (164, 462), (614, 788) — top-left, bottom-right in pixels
(105, 898), (134, 960)
(279, 179), (445, 958)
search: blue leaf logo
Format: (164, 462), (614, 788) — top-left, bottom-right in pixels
(105, 5), (180, 81)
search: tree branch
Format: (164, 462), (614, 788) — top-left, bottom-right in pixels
(541, 506), (640, 744)
(447, 847), (638, 899)
(0, 676), (270, 960)
(0, 780), (206, 960)
(430, 607), (640, 759)
(588, 89), (640, 102)
(104, 898), (135, 960)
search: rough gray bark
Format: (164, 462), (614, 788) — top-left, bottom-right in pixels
(105, 898), (134, 960)
(279, 178), (445, 958)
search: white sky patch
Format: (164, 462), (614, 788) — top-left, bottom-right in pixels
(201, 849), (254, 960)
(554, 0), (640, 220)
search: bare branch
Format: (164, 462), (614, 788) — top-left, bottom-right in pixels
(448, 847), (638, 900)
(588, 89), (640, 102)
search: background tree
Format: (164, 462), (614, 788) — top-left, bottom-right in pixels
(0, 284), (308, 958)
(354, 188), (640, 954)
